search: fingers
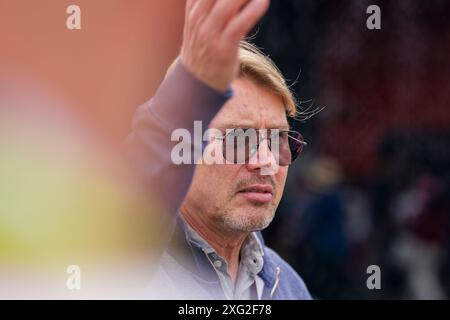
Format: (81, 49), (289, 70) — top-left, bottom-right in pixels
(184, 0), (215, 49)
(185, 0), (269, 40)
(224, 0), (270, 42)
(205, 0), (251, 32)
(188, 0), (216, 28)
(179, 0), (270, 92)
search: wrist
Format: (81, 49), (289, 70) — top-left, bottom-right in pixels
(178, 58), (232, 96)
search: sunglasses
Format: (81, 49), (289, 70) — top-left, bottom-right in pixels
(215, 128), (307, 166)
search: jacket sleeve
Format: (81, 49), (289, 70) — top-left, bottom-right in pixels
(125, 59), (232, 216)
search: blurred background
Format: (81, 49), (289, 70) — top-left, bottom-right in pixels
(258, 0), (450, 299)
(1, 0), (449, 299)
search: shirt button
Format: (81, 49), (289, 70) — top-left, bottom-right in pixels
(213, 260), (222, 268)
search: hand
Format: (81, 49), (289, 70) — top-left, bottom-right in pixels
(180, 0), (270, 93)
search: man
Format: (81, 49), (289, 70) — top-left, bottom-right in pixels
(128, 0), (311, 299)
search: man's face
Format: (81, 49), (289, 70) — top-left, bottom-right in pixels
(181, 77), (289, 233)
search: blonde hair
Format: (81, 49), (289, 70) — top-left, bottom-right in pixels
(168, 41), (302, 118)
(238, 41), (297, 118)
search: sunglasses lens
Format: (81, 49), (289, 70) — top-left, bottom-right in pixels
(221, 129), (305, 165)
(273, 131), (305, 165)
(287, 131), (305, 164)
(222, 129), (257, 164)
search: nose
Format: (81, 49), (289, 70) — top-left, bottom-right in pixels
(246, 138), (279, 175)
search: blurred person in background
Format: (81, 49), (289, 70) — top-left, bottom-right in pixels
(0, 0), (186, 299)
(0, 79), (164, 299)
(391, 175), (449, 299)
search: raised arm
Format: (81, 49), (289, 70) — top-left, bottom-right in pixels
(126, 0), (270, 215)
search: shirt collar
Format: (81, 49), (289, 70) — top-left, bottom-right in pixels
(182, 218), (265, 277)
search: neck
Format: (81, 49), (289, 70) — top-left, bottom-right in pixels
(180, 206), (248, 283)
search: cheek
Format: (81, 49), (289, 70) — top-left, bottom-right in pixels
(195, 163), (240, 196)
(274, 167), (288, 199)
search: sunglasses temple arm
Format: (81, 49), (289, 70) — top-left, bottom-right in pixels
(288, 135), (308, 146)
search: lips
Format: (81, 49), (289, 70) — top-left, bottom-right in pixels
(237, 184), (274, 203)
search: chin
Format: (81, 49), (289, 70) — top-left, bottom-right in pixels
(220, 206), (275, 233)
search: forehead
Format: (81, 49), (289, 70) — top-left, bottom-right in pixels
(210, 78), (289, 130)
